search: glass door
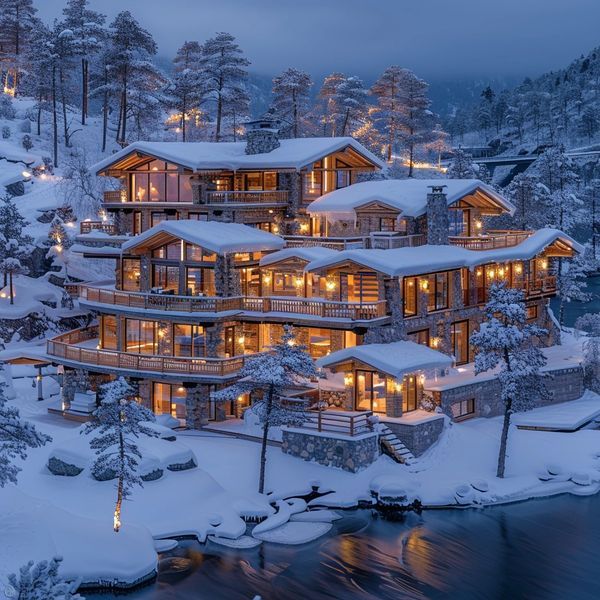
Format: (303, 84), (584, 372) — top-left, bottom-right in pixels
(451, 320), (469, 365)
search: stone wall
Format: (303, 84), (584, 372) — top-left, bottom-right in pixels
(433, 365), (584, 419)
(384, 415), (445, 457)
(281, 429), (379, 472)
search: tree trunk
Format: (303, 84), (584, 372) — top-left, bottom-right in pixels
(497, 349), (513, 478)
(9, 272), (13, 305)
(408, 143), (414, 178)
(114, 426), (124, 532)
(52, 66), (58, 168)
(258, 383), (275, 494)
(81, 58), (87, 126)
(36, 93), (42, 136)
(216, 92), (222, 142)
(59, 66), (69, 147)
(101, 67), (108, 153)
(341, 108), (350, 137)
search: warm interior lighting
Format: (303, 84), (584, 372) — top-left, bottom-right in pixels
(344, 374), (354, 386)
(540, 259), (548, 270)
(394, 380), (402, 392)
(272, 225), (279, 233)
(514, 263), (523, 275)
(325, 279), (336, 292)
(238, 336), (245, 345)
(299, 223), (309, 233)
(430, 337), (440, 348)
(476, 269), (482, 277)
(418, 373), (426, 386)
(475, 220), (482, 230)
(487, 269), (495, 278)
(294, 276), (304, 287)
(420, 279), (429, 291)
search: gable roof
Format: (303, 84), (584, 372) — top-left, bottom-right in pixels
(92, 137), (384, 174)
(316, 341), (453, 379)
(259, 246), (338, 267)
(121, 220), (285, 255)
(305, 229), (583, 277)
(307, 178), (515, 220)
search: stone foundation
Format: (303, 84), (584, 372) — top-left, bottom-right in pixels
(432, 365), (584, 419)
(384, 415), (445, 456)
(281, 429), (379, 472)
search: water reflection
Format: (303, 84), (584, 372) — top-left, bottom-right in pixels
(95, 495), (600, 599)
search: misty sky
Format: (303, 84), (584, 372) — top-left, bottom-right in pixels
(38, 0), (600, 82)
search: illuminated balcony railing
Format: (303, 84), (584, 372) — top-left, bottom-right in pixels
(103, 190), (126, 203)
(78, 285), (388, 321)
(79, 221), (118, 235)
(204, 190), (288, 204)
(46, 326), (247, 377)
(449, 230), (532, 250)
(284, 235), (368, 250)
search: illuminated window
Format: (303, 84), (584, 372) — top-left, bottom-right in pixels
(403, 276), (418, 316)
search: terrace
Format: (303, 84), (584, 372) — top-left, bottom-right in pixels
(449, 230), (532, 250)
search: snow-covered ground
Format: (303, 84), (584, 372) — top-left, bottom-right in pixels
(3, 365), (600, 594)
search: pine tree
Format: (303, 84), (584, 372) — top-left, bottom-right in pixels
(470, 283), (548, 478)
(371, 66), (404, 161)
(8, 556), (83, 599)
(0, 0), (38, 95)
(0, 256), (27, 304)
(446, 148), (477, 179)
(0, 381), (51, 487)
(575, 313), (600, 392)
(103, 11), (162, 145)
(199, 32), (250, 142)
(213, 326), (317, 493)
(271, 67), (313, 139)
(84, 377), (158, 532)
(166, 41), (203, 142)
(0, 195), (33, 286)
(556, 244), (595, 328)
(61, 0), (106, 126)
(333, 75), (368, 136)
(317, 71), (345, 136)
(497, 172), (550, 230)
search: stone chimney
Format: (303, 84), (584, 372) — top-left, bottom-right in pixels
(426, 185), (449, 245)
(245, 109), (281, 155)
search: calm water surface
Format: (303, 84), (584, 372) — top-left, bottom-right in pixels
(96, 278), (600, 600)
(97, 495), (600, 600)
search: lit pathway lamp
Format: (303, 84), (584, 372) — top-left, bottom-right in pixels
(34, 364), (44, 401)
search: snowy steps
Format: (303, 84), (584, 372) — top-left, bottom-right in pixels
(378, 425), (414, 464)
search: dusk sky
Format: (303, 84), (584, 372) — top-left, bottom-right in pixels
(37, 0), (600, 82)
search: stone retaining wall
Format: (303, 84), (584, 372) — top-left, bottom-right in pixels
(281, 429), (379, 472)
(384, 415), (445, 456)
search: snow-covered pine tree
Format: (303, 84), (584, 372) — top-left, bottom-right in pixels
(0, 380), (51, 486)
(271, 67), (313, 139)
(470, 282), (548, 478)
(166, 41), (203, 142)
(61, 0), (106, 126)
(394, 68), (437, 177)
(499, 172), (550, 230)
(333, 75), (368, 137)
(0, 0), (39, 96)
(84, 377), (158, 532)
(8, 556), (83, 600)
(371, 65), (404, 162)
(199, 32), (250, 142)
(213, 326), (317, 493)
(317, 72), (345, 136)
(556, 244), (596, 328)
(446, 147), (477, 179)
(0, 195), (33, 286)
(104, 11), (162, 145)
(575, 313), (600, 392)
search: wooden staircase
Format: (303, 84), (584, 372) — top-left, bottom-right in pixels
(378, 424), (415, 464)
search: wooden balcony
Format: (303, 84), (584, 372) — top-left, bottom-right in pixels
(370, 232), (426, 249)
(204, 190), (288, 204)
(79, 285), (388, 321)
(449, 230), (531, 250)
(296, 409), (375, 437)
(46, 326), (247, 377)
(284, 235), (367, 250)
(103, 190), (126, 203)
(79, 221), (118, 235)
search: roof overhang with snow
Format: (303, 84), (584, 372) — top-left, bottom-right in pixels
(92, 138), (384, 175)
(259, 246), (338, 268)
(305, 229), (583, 277)
(316, 341), (453, 380)
(121, 220), (285, 255)
(307, 178), (515, 221)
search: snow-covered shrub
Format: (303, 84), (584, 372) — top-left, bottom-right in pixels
(419, 392), (437, 412)
(2, 126), (10, 139)
(8, 556), (82, 600)
(0, 95), (15, 119)
(21, 134), (33, 151)
(20, 119), (31, 133)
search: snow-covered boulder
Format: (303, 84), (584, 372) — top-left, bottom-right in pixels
(252, 522), (332, 545)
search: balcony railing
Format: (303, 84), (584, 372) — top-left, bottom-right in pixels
(103, 190), (126, 203)
(205, 190), (288, 204)
(296, 409), (375, 437)
(449, 230), (532, 250)
(79, 285), (388, 321)
(46, 326), (247, 377)
(370, 232), (426, 249)
(80, 221), (118, 235)
(284, 235), (367, 250)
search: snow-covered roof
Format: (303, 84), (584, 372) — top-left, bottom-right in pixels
(122, 220), (285, 255)
(260, 246), (338, 267)
(307, 178), (515, 220)
(316, 341), (453, 379)
(92, 137), (384, 174)
(305, 229), (583, 277)
(0, 160), (30, 188)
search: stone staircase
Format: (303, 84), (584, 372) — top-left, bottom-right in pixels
(378, 424), (414, 465)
